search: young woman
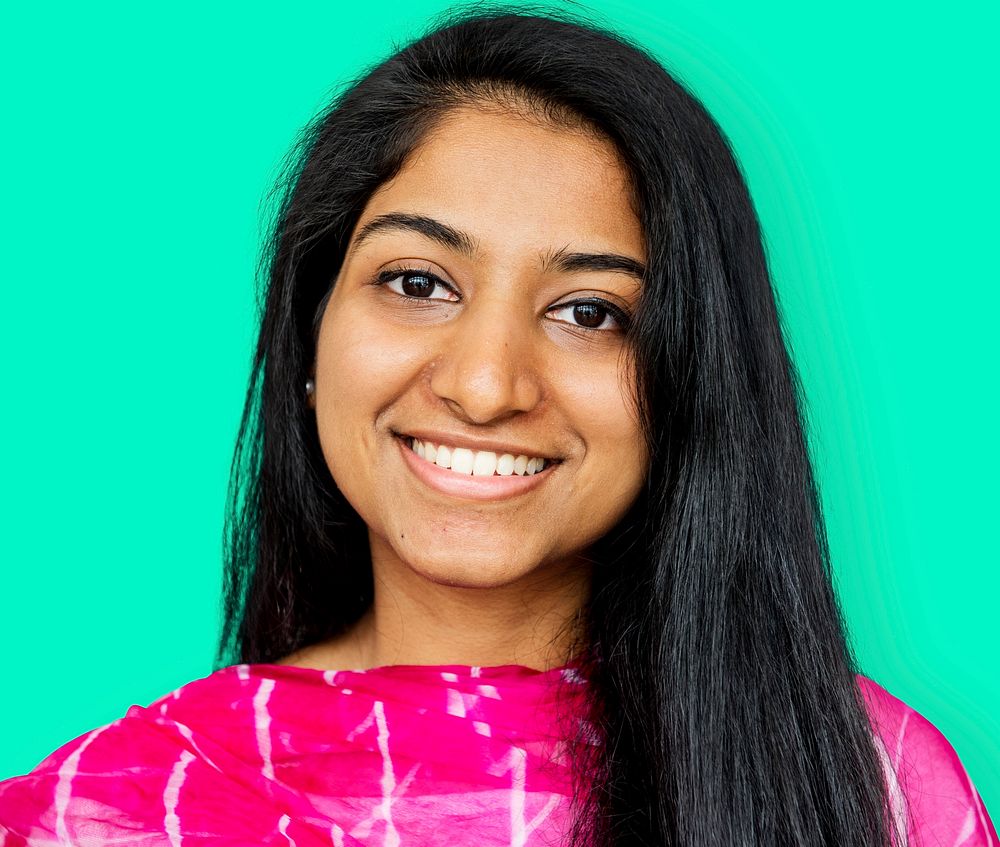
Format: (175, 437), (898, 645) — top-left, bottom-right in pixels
(1, 5), (994, 846)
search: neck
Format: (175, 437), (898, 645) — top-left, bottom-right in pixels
(342, 536), (591, 672)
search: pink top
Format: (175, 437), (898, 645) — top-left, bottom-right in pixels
(0, 664), (994, 846)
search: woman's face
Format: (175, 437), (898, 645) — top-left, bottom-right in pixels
(312, 105), (648, 590)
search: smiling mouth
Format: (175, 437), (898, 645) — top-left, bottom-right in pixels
(399, 434), (553, 477)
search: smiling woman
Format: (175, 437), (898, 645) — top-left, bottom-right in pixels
(303, 106), (648, 663)
(0, 3), (995, 847)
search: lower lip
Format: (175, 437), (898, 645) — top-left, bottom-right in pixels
(396, 436), (556, 502)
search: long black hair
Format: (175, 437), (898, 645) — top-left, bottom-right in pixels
(217, 3), (897, 844)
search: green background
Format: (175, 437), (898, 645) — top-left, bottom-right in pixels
(2, 0), (996, 816)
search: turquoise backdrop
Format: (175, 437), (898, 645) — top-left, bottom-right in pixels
(2, 0), (996, 815)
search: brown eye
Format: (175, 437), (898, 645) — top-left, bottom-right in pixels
(376, 268), (460, 302)
(548, 298), (628, 332)
(573, 303), (606, 328)
(401, 273), (435, 297)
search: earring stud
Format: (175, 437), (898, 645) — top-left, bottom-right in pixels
(305, 378), (315, 396)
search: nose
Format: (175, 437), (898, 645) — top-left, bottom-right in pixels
(428, 294), (543, 424)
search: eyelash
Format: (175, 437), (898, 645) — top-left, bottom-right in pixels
(375, 267), (458, 301)
(373, 267), (631, 332)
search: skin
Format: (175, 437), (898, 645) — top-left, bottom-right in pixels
(278, 105), (649, 672)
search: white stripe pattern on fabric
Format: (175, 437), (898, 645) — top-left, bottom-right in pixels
(953, 807), (977, 847)
(346, 706), (376, 742)
(893, 710), (911, 770)
(396, 763), (420, 797)
(524, 794), (560, 841)
(174, 722), (223, 773)
(331, 823), (346, 847)
(560, 667), (584, 684)
(159, 688), (183, 717)
(871, 728), (909, 846)
(446, 688), (466, 718)
(164, 750), (195, 847)
(253, 678), (277, 780)
(966, 769), (994, 845)
(509, 746), (528, 847)
(374, 700), (400, 847)
(54, 720), (119, 845)
(278, 813), (296, 846)
(348, 764), (422, 842)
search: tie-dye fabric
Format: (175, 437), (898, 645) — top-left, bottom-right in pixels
(0, 664), (994, 846)
(0, 662), (587, 846)
(857, 676), (997, 846)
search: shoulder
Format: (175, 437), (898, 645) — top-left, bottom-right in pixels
(0, 663), (304, 781)
(855, 673), (998, 846)
(0, 664), (319, 842)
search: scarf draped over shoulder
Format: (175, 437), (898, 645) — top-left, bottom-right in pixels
(0, 665), (995, 845)
(0, 662), (590, 845)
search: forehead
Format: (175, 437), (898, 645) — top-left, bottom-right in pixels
(354, 105), (645, 268)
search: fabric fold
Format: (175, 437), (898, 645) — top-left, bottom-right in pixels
(0, 662), (587, 846)
(0, 665), (994, 846)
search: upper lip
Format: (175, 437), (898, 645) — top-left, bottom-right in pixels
(396, 429), (563, 461)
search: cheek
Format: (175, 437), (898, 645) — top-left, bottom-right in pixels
(565, 354), (642, 443)
(312, 303), (424, 496)
(559, 353), (647, 499)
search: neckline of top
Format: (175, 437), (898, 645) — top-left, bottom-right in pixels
(217, 659), (587, 681)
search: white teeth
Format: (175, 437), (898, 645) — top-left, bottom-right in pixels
(472, 451), (497, 476)
(409, 437), (549, 477)
(450, 447), (475, 475)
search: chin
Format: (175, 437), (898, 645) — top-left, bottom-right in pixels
(408, 557), (533, 588)
(402, 544), (537, 590)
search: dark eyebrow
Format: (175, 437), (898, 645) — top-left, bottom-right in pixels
(349, 212), (646, 282)
(351, 213), (479, 260)
(539, 244), (646, 283)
